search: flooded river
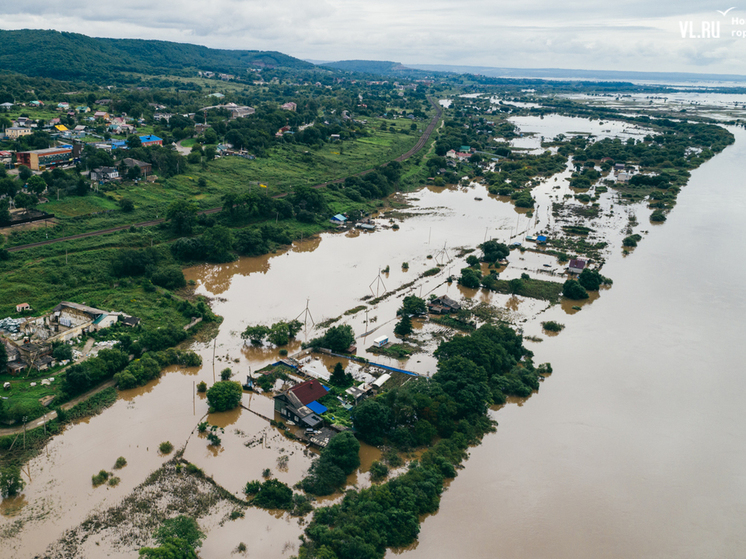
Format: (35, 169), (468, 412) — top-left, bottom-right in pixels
(3, 121), (745, 557)
(394, 128), (746, 558)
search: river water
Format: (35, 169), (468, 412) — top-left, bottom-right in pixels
(394, 127), (746, 559)
(3, 121), (744, 558)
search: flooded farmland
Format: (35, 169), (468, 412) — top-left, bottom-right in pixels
(2, 114), (745, 559)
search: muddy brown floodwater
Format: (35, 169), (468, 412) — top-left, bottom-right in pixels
(392, 128), (746, 558)
(3, 118), (744, 558)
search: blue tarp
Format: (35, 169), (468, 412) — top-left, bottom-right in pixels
(307, 401), (328, 414)
(537, 235), (547, 242)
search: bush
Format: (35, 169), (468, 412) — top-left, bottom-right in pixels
(92, 470), (110, 486)
(244, 480), (261, 495)
(151, 266), (187, 290)
(369, 460), (389, 482)
(578, 268), (611, 291)
(301, 431), (360, 496)
(622, 234), (642, 247)
(220, 368), (232, 381)
(114, 456), (127, 469)
(459, 267), (482, 288)
(562, 279), (589, 300)
(309, 324), (355, 353)
(541, 321), (565, 332)
(52, 343), (73, 362)
(196, 381), (207, 393)
(159, 441), (174, 454)
(206, 381), (243, 412)
(253, 479), (294, 510)
(650, 210), (667, 222)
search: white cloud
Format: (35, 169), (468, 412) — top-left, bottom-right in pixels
(1, 0), (745, 74)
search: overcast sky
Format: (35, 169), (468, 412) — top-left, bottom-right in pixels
(2, 0), (745, 75)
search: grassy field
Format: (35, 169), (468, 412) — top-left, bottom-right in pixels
(3, 125), (421, 248)
(481, 276), (564, 301)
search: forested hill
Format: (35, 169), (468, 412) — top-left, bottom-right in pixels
(321, 60), (410, 74)
(0, 29), (312, 80)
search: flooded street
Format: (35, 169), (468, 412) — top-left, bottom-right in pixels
(394, 127), (746, 559)
(3, 113), (744, 558)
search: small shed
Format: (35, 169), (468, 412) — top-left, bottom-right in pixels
(16, 303), (31, 313)
(373, 335), (388, 348)
(330, 214), (347, 225)
(536, 235), (547, 244)
(372, 373), (391, 389)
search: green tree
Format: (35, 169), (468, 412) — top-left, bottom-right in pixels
(0, 198), (10, 225)
(330, 362), (347, 386)
(26, 175), (47, 195)
(14, 191), (37, 215)
(220, 368), (232, 381)
(201, 225), (233, 262)
(0, 466), (25, 498)
(17, 165), (32, 181)
(241, 325), (270, 346)
(166, 200), (198, 234)
(352, 398), (392, 445)
(479, 240), (509, 263)
(206, 381), (242, 412)
(126, 134), (142, 149)
(459, 267), (481, 288)
(400, 295), (427, 316)
(578, 268), (610, 291)
(119, 198), (135, 212)
(394, 315), (413, 338)
(52, 343), (73, 361)
(253, 479), (294, 509)
(310, 324), (355, 353)
(562, 279), (589, 300)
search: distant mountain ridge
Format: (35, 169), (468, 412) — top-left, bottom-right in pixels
(320, 60), (410, 75)
(321, 59), (746, 84)
(0, 29), (313, 80)
(406, 63), (746, 83)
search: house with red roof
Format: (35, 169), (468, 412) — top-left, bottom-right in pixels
(273, 379), (328, 429)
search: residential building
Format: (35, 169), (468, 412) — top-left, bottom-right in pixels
(5, 127), (32, 140)
(16, 146), (73, 171)
(90, 167), (120, 182)
(123, 158), (152, 176)
(139, 135), (162, 147)
(428, 295), (462, 314)
(567, 259), (587, 274)
(273, 379), (328, 429)
(16, 303), (31, 313)
(280, 102), (297, 111)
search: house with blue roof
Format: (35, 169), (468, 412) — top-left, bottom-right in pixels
(330, 213), (347, 226)
(139, 135), (163, 147)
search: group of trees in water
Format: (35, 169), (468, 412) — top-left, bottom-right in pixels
(296, 323), (549, 559)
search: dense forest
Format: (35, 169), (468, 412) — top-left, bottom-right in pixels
(0, 29), (312, 81)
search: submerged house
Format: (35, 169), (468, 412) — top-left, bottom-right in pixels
(428, 295), (462, 314)
(274, 379), (328, 429)
(567, 259), (587, 274)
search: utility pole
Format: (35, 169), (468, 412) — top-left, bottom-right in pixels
(23, 416), (27, 449)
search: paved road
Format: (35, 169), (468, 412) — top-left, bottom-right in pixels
(7, 98), (443, 253)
